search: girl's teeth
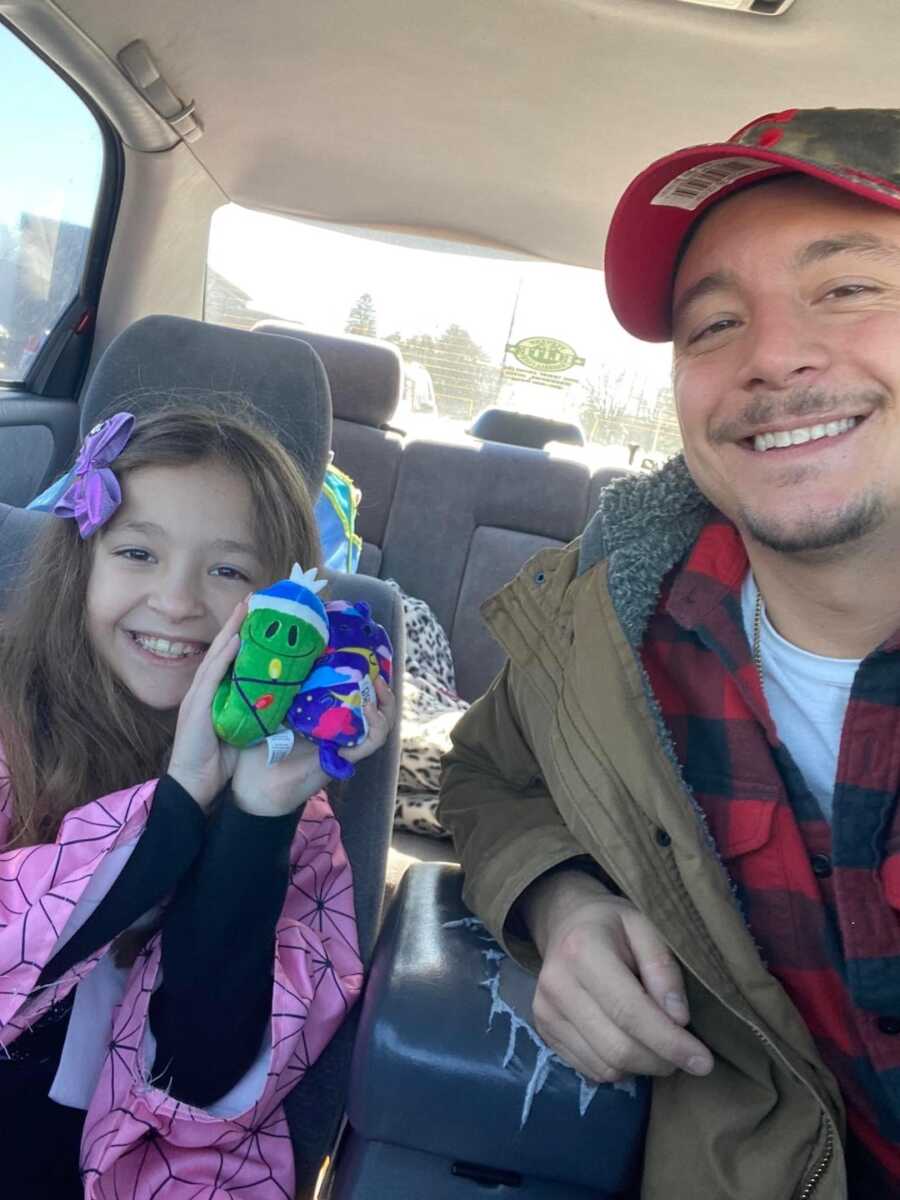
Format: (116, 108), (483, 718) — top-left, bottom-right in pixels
(752, 416), (857, 452)
(134, 635), (202, 659)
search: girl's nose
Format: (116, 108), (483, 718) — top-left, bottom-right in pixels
(148, 574), (205, 621)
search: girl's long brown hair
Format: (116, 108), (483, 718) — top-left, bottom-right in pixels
(0, 406), (321, 847)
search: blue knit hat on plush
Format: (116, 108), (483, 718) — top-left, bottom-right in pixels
(248, 564), (329, 644)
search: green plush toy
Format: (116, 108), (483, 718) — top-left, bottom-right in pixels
(212, 564), (329, 748)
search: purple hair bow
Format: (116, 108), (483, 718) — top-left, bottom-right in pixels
(54, 412), (135, 538)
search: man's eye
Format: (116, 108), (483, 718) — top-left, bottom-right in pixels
(687, 317), (738, 346)
(824, 283), (878, 300)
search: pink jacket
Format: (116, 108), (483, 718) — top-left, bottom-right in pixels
(0, 750), (363, 1197)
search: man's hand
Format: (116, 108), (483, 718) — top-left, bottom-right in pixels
(523, 868), (714, 1083)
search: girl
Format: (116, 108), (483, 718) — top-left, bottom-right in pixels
(0, 407), (394, 1198)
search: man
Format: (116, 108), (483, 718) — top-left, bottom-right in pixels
(440, 109), (900, 1199)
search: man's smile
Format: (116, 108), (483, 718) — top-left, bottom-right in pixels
(747, 414), (863, 452)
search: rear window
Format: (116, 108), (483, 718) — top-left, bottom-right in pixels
(206, 204), (679, 470)
(0, 24), (105, 384)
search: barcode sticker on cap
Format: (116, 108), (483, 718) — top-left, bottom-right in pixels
(651, 157), (779, 211)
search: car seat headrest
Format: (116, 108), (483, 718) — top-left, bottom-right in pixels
(80, 315), (332, 496)
(254, 322), (401, 428)
(468, 407), (585, 451)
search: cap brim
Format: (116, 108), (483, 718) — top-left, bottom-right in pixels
(604, 142), (900, 343)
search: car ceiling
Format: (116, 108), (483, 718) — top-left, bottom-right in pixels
(8, 0), (900, 270)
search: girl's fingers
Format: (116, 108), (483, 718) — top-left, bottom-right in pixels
(188, 600), (247, 691)
(342, 683), (396, 762)
(373, 677), (396, 724)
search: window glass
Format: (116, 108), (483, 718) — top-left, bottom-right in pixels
(207, 205), (679, 470)
(0, 25), (105, 383)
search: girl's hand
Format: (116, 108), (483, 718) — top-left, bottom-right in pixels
(167, 598), (247, 811)
(232, 676), (397, 817)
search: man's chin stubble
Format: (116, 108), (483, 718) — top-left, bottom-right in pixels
(739, 493), (885, 558)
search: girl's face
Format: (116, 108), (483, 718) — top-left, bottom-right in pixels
(86, 462), (266, 711)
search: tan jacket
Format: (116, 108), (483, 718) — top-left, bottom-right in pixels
(440, 458), (847, 1200)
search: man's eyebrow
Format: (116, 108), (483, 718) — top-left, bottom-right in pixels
(795, 232), (900, 269)
(672, 270), (736, 329)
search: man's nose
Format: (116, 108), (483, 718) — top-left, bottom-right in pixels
(736, 306), (830, 392)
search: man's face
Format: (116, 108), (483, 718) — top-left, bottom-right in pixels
(672, 177), (900, 556)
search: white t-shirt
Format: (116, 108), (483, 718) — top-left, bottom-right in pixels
(740, 573), (859, 822)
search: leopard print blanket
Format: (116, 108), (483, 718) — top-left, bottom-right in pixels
(386, 579), (468, 838)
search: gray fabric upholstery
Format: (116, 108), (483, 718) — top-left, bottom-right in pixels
(253, 323), (401, 427)
(80, 315), (333, 497)
(450, 526), (564, 700)
(358, 541), (382, 577)
(332, 863), (649, 1198)
(331, 419), (403, 552)
(377, 439), (593, 699)
(286, 569), (404, 1199)
(0, 504), (49, 610)
(0, 425), (56, 507)
(469, 406), (585, 449)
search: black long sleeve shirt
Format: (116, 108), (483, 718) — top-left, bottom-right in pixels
(6, 775), (298, 1118)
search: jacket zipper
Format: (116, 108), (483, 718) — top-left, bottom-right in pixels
(700, 980), (836, 1199)
(797, 1117), (834, 1200)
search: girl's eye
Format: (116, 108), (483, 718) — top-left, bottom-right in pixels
(211, 565), (250, 582)
(114, 547), (153, 562)
(686, 317), (738, 346)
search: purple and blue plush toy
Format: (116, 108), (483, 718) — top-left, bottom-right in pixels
(287, 600), (393, 779)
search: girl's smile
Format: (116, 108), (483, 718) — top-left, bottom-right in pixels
(126, 629), (210, 662)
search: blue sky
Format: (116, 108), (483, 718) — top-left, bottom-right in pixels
(0, 23), (103, 230)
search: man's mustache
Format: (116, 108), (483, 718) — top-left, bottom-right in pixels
(709, 388), (885, 444)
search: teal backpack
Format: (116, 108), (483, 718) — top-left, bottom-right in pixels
(314, 462), (362, 573)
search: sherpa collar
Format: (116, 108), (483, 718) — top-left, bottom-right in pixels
(577, 454), (713, 649)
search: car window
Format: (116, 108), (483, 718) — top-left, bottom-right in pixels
(0, 24), (105, 384)
(206, 204), (680, 470)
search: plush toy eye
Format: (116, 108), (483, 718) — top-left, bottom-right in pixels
(363, 623), (373, 635)
(265, 620), (280, 639)
(288, 625), (299, 647)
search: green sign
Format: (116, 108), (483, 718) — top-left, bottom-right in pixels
(506, 336), (586, 374)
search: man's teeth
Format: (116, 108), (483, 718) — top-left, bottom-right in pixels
(752, 416), (858, 452)
(133, 634), (204, 659)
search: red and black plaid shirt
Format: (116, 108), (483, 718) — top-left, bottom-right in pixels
(640, 515), (900, 1193)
